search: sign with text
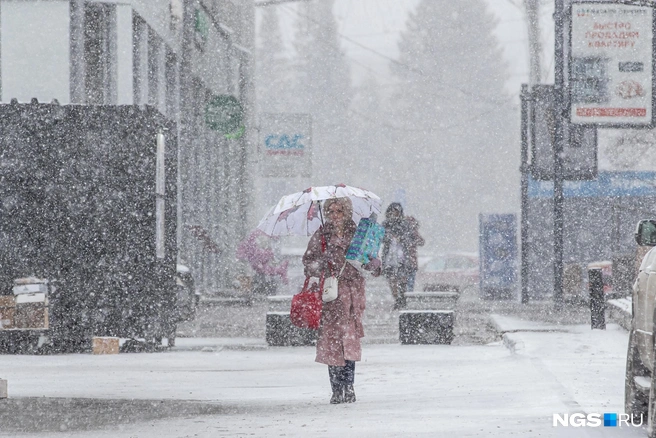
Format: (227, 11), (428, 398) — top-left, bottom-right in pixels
(570, 3), (654, 126)
(259, 113), (312, 177)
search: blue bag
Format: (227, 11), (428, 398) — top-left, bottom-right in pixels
(346, 217), (385, 272)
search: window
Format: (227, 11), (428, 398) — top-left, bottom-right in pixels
(446, 257), (466, 270)
(84, 3), (117, 104)
(148, 30), (163, 108)
(156, 132), (166, 259)
(132, 15), (148, 105)
(170, 0), (183, 32)
(426, 258), (446, 272)
(165, 50), (178, 116)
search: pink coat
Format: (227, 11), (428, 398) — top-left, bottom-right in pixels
(302, 221), (366, 366)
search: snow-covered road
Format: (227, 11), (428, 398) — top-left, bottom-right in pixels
(0, 317), (647, 437)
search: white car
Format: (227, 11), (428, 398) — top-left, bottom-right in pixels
(625, 219), (656, 436)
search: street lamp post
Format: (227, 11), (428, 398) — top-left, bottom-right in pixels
(520, 84), (530, 304)
(553, 0), (566, 310)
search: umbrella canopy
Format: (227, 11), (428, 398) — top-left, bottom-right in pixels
(257, 184), (383, 237)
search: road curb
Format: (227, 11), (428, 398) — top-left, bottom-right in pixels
(488, 314), (505, 335)
(607, 297), (631, 331)
(489, 314), (568, 356)
(502, 333), (524, 355)
(172, 338), (269, 352)
(490, 315), (524, 355)
(0, 397), (230, 434)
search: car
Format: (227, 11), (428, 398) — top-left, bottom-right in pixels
(416, 252), (479, 293)
(625, 219), (656, 436)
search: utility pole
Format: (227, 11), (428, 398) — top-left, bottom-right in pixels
(553, 0), (566, 310)
(521, 0), (541, 305)
(520, 84), (530, 304)
(525, 0), (542, 85)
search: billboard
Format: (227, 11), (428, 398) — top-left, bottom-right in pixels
(530, 85), (597, 180)
(569, 3), (654, 126)
(479, 214), (517, 299)
(259, 113), (312, 177)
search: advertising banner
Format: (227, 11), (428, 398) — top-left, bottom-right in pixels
(530, 85), (597, 180)
(569, 3), (654, 126)
(479, 214), (517, 299)
(259, 113), (312, 177)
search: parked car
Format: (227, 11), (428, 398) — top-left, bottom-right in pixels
(625, 219), (656, 436)
(417, 253), (479, 293)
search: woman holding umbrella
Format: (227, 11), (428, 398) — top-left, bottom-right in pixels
(302, 197), (381, 404)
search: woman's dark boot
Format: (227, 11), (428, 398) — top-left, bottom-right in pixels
(330, 386), (344, 404)
(344, 385), (356, 403)
(328, 366), (344, 404)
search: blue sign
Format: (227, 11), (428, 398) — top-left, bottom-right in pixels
(264, 134), (305, 156)
(259, 113), (312, 177)
(479, 214), (517, 298)
(529, 171), (656, 198)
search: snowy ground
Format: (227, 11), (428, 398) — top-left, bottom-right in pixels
(0, 280), (643, 437)
(0, 316), (646, 438)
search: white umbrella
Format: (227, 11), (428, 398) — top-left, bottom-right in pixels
(257, 184), (383, 237)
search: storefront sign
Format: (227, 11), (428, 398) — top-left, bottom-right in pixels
(259, 113), (312, 177)
(570, 3), (654, 126)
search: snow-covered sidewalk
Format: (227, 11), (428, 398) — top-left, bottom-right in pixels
(0, 317), (645, 438)
(493, 315), (634, 417)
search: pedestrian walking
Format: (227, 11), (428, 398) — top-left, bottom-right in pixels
(381, 203), (423, 309)
(236, 230), (288, 295)
(302, 197), (381, 404)
(405, 216), (425, 293)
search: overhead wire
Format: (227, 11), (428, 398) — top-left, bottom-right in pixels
(277, 5), (407, 89)
(349, 103), (517, 134)
(280, 3), (514, 108)
(271, 1), (518, 122)
(348, 55), (391, 81)
(502, 0), (524, 10)
(337, 0), (354, 34)
(348, 108), (417, 133)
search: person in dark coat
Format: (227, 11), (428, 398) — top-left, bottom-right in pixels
(381, 203), (424, 309)
(404, 216), (425, 293)
(302, 197), (381, 404)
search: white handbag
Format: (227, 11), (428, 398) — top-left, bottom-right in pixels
(322, 263), (346, 303)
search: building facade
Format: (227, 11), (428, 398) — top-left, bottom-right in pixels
(1, 0), (255, 293)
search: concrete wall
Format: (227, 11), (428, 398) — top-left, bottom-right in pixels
(1, 1), (70, 103)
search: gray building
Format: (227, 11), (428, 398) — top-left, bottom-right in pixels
(0, 0), (255, 294)
(526, 171), (656, 298)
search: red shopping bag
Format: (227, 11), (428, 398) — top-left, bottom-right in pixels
(290, 276), (324, 330)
